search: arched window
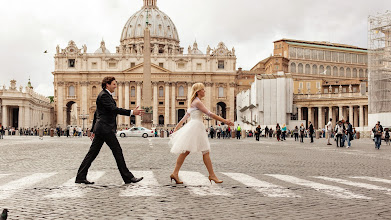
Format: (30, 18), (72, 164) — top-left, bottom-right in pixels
(346, 68), (351, 78)
(319, 65), (325, 74)
(353, 68), (358, 78)
(290, 62), (296, 73)
(68, 86), (75, 97)
(339, 67), (345, 77)
(326, 66), (331, 75)
(178, 86), (184, 97)
(131, 86), (136, 97)
(333, 66), (338, 76)
(312, 65), (318, 74)
(298, 63), (303, 73)
(305, 64), (310, 74)
(92, 86), (97, 97)
(218, 87), (224, 98)
(359, 69), (364, 78)
(159, 86), (164, 97)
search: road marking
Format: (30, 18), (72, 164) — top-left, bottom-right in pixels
(120, 171), (160, 197)
(148, 139), (153, 148)
(350, 176), (391, 184)
(0, 172), (57, 200)
(266, 174), (371, 199)
(45, 171), (105, 198)
(179, 171), (231, 196)
(221, 172), (299, 198)
(315, 176), (391, 195)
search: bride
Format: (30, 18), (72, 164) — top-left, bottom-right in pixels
(169, 83), (234, 184)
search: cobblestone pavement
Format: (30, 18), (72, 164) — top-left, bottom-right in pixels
(0, 135), (390, 219)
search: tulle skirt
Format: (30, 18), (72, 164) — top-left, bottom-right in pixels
(169, 119), (210, 154)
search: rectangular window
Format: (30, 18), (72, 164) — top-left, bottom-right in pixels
(159, 102), (164, 105)
(218, 60), (224, 69)
(68, 59), (75, 68)
(299, 82), (303, 89)
(316, 82), (320, 89)
(109, 62), (117, 68)
(306, 82), (311, 89)
(91, 62), (97, 69)
(178, 63), (185, 69)
(343, 87), (347, 93)
(179, 102), (185, 105)
(130, 62), (136, 68)
(196, 63), (202, 70)
(131, 101), (136, 105)
(159, 62), (164, 68)
(324, 88), (328, 93)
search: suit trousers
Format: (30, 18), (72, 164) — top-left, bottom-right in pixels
(76, 132), (134, 182)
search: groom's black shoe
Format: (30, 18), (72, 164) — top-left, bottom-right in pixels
(75, 179), (95, 184)
(125, 177), (143, 184)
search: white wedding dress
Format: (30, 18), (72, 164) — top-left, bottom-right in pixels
(169, 99), (210, 154)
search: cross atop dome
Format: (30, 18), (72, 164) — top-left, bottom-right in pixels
(143, 0), (158, 8)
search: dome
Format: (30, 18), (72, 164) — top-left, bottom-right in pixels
(94, 48), (111, 54)
(95, 40), (111, 54)
(120, 0), (179, 45)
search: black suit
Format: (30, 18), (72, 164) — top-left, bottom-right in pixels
(309, 124), (314, 143)
(76, 89), (135, 183)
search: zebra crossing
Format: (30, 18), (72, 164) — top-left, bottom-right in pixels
(0, 171), (391, 200)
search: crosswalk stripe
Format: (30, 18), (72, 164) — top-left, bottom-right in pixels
(266, 174), (371, 199)
(350, 176), (391, 184)
(221, 172), (299, 198)
(45, 171), (105, 198)
(0, 172), (57, 200)
(179, 171), (231, 196)
(120, 171), (160, 197)
(315, 176), (391, 195)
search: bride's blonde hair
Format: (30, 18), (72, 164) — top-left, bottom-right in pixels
(188, 83), (205, 108)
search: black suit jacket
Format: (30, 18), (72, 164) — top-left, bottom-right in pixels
(91, 89), (131, 134)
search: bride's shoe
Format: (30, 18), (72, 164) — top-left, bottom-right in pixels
(209, 176), (223, 184)
(170, 174), (183, 184)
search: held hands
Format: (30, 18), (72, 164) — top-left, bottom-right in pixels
(133, 106), (145, 116)
(90, 132), (95, 141)
(225, 119), (234, 126)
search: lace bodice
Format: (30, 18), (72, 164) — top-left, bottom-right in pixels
(189, 109), (203, 121)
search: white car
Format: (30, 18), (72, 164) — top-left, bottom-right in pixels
(117, 127), (154, 138)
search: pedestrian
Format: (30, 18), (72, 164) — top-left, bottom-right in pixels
(299, 123), (305, 143)
(209, 126), (214, 139)
(282, 124), (287, 140)
(236, 124), (242, 139)
(265, 126), (269, 138)
(372, 122), (383, 149)
(326, 118), (332, 145)
(294, 126), (299, 141)
(75, 76), (145, 185)
(0, 123), (3, 139)
(276, 123), (281, 141)
(346, 120), (353, 148)
(309, 121), (314, 143)
(384, 128), (390, 145)
(169, 83), (234, 184)
(335, 121), (344, 147)
(255, 125), (261, 141)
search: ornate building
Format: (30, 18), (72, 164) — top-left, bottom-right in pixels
(0, 80), (53, 129)
(237, 39), (369, 134)
(53, 0), (237, 129)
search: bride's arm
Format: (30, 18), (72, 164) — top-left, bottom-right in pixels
(174, 112), (190, 132)
(194, 99), (234, 126)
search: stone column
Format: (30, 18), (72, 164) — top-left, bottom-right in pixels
(332, 106), (337, 127)
(80, 81), (89, 127)
(308, 107), (313, 126)
(24, 106), (30, 128)
(187, 82), (192, 100)
(18, 106), (24, 128)
(229, 83), (236, 121)
(349, 105), (353, 124)
(171, 82), (176, 124)
(136, 81), (142, 127)
(57, 82), (64, 127)
(205, 82), (213, 113)
(364, 105), (368, 126)
(318, 107), (323, 129)
(298, 107), (302, 121)
(124, 81), (130, 127)
(328, 106), (332, 124)
(353, 106), (359, 127)
(164, 82), (170, 127)
(2, 105), (8, 127)
(359, 105), (364, 128)
(152, 82), (158, 126)
(338, 105), (343, 121)
(118, 81), (124, 126)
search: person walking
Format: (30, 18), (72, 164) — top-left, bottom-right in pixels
(299, 123), (305, 143)
(264, 126), (269, 138)
(75, 76), (145, 185)
(276, 123), (281, 141)
(255, 125), (261, 141)
(335, 121), (344, 147)
(372, 122), (383, 149)
(326, 118), (332, 145)
(169, 83), (234, 184)
(0, 123), (3, 139)
(281, 124), (287, 141)
(309, 121), (314, 143)
(236, 124), (242, 139)
(384, 128), (390, 145)
(346, 120), (353, 148)
(293, 126), (299, 141)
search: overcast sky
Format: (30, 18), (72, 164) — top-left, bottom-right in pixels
(0, 0), (390, 96)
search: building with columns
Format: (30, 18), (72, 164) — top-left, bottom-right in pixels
(237, 39), (370, 135)
(53, 0), (237, 130)
(0, 80), (53, 129)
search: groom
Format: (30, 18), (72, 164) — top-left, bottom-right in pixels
(75, 76), (144, 184)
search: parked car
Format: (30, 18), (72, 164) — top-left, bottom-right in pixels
(117, 127), (154, 138)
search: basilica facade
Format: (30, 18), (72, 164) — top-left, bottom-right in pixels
(53, 0), (237, 130)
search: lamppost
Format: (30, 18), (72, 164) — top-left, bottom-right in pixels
(79, 110), (89, 135)
(204, 115), (212, 128)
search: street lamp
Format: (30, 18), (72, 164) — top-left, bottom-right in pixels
(79, 110), (89, 135)
(204, 115), (212, 127)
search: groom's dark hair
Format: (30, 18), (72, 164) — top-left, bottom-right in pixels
(102, 76), (116, 89)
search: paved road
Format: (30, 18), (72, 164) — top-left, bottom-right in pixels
(0, 136), (390, 219)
